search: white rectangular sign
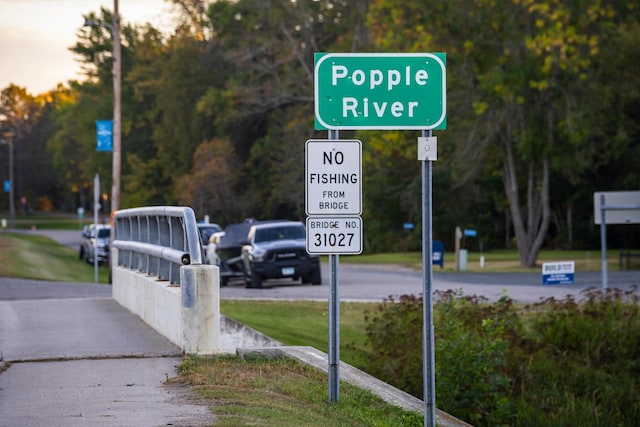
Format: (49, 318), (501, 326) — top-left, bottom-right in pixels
(306, 139), (362, 215)
(306, 216), (362, 254)
(542, 261), (575, 285)
(593, 191), (640, 224)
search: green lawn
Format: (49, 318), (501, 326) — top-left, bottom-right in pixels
(0, 232), (110, 283)
(339, 248), (636, 272)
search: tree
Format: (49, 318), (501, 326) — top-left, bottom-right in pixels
(175, 137), (244, 224)
(0, 85), (59, 211)
(365, 0), (635, 265)
(198, 0), (368, 220)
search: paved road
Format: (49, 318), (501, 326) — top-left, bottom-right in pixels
(218, 263), (640, 303)
(8, 229), (640, 303)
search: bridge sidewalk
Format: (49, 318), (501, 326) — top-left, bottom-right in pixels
(0, 278), (215, 426)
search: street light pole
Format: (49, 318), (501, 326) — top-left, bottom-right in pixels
(8, 136), (14, 229)
(85, 0), (121, 215)
(1, 135), (15, 229)
(112, 0), (122, 215)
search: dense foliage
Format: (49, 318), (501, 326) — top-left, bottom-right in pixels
(1, 0), (639, 263)
(363, 289), (640, 426)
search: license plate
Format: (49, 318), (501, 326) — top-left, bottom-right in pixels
(282, 267), (295, 276)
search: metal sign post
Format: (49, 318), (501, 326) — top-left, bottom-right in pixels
(328, 129), (340, 402)
(305, 135), (363, 403)
(420, 130), (436, 427)
(93, 174), (100, 283)
(313, 52), (446, 418)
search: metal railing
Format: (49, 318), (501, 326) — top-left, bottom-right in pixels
(113, 206), (203, 284)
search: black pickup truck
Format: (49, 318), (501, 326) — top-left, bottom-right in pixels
(214, 220), (322, 288)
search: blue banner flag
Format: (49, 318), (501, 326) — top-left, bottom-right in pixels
(96, 120), (113, 152)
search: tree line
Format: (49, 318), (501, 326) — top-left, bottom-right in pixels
(0, 0), (638, 266)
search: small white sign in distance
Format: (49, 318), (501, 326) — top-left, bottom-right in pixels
(306, 216), (362, 255)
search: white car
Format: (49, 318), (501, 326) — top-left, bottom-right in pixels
(79, 224), (111, 264)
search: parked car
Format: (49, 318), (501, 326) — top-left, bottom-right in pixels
(214, 219), (322, 288)
(79, 224), (111, 264)
(197, 222), (222, 258)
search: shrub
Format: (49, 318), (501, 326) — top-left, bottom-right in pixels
(433, 290), (516, 425)
(512, 287), (640, 426)
(361, 287), (640, 426)
(363, 294), (424, 396)
(363, 290), (518, 425)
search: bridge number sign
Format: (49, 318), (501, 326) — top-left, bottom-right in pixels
(305, 139), (361, 216)
(306, 216), (362, 254)
(315, 53), (446, 130)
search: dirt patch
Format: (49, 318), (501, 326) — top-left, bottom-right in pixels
(163, 375), (217, 426)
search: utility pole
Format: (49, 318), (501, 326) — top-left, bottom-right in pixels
(112, 0), (121, 214)
(85, 1), (121, 215)
(0, 133), (15, 229)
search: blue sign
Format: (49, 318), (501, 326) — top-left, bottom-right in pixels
(403, 223), (414, 230)
(3, 180), (9, 193)
(463, 229), (477, 237)
(432, 240), (444, 268)
(96, 120), (113, 152)
(542, 261), (575, 285)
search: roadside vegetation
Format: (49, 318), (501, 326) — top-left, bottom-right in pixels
(0, 231), (109, 283)
(174, 354), (422, 427)
(222, 289), (640, 427)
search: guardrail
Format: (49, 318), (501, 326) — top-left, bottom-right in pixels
(113, 206), (203, 285)
(111, 205), (220, 353)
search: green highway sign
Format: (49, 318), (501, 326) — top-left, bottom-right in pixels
(314, 53), (446, 130)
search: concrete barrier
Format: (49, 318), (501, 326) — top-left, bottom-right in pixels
(112, 247), (222, 354)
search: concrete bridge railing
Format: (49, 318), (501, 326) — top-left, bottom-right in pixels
(111, 206), (220, 354)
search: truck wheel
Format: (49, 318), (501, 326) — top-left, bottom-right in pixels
(250, 271), (263, 288)
(311, 267), (322, 285)
(243, 264), (263, 289)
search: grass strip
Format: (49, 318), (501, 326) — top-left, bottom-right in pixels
(174, 354), (423, 426)
(221, 300), (372, 369)
(0, 233), (109, 282)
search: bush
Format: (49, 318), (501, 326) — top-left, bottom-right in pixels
(512, 287), (640, 426)
(362, 287), (640, 427)
(433, 291), (516, 425)
(363, 291), (518, 425)
(363, 294), (424, 396)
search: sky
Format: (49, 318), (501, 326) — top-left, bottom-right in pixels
(0, 0), (178, 95)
